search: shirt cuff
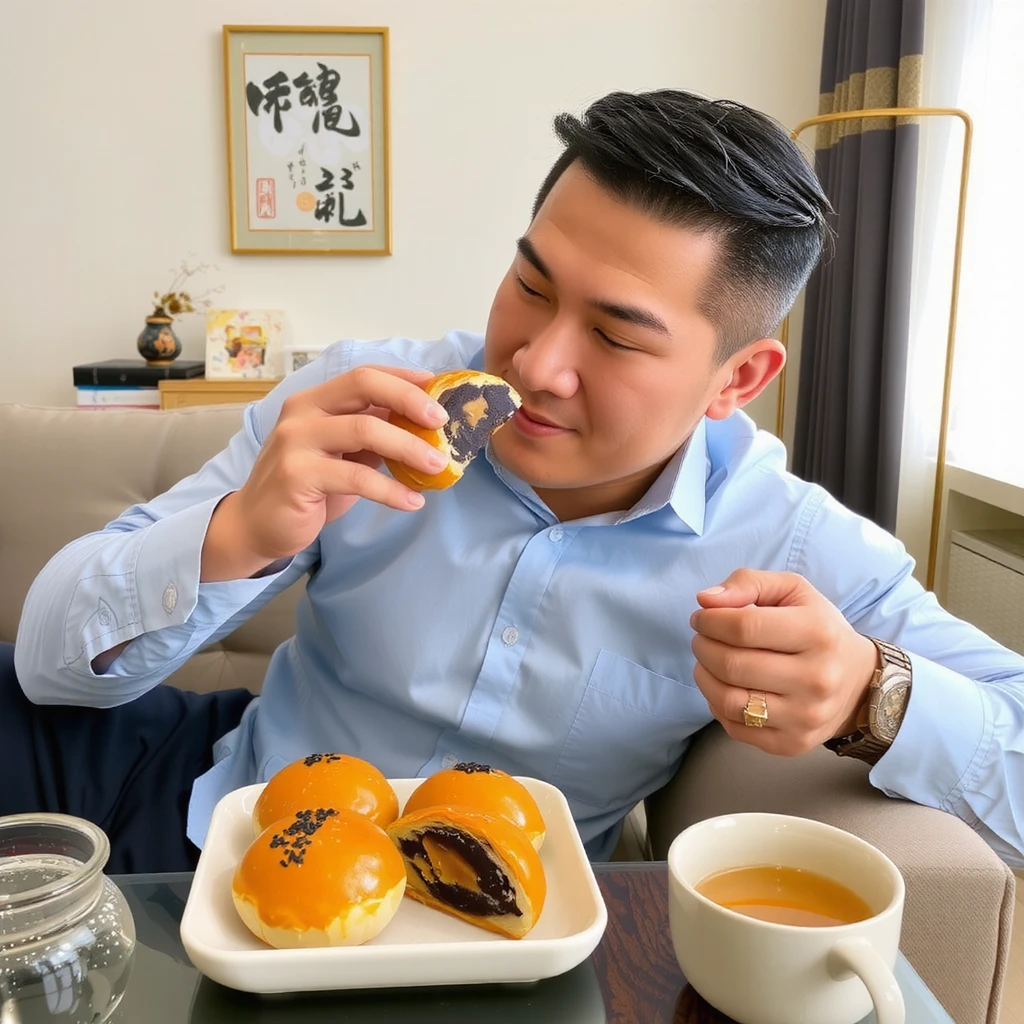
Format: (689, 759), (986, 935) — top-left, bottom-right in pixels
(869, 652), (989, 814)
(132, 494), (292, 631)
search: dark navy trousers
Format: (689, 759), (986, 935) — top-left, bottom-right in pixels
(0, 642), (254, 873)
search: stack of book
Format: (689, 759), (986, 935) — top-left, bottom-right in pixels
(73, 359), (205, 410)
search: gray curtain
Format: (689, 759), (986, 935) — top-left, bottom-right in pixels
(792, 0), (924, 531)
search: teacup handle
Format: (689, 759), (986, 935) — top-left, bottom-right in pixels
(827, 939), (905, 1024)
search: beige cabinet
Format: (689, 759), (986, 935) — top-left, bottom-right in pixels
(157, 378), (279, 409)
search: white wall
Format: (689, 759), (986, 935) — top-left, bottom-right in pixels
(0, 0), (826, 412)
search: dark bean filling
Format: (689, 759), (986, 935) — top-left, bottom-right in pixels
(398, 825), (522, 918)
(439, 383), (518, 464)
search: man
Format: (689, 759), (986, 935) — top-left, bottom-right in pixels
(6, 90), (1024, 873)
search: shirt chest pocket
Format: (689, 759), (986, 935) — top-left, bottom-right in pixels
(552, 649), (712, 812)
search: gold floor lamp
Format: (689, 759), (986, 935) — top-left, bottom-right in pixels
(774, 106), (973, 592)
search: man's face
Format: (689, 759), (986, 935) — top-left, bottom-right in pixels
(485, 164), (747, 520)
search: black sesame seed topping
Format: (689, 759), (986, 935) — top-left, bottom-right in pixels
(453, 762), (494, 775)
(268, 807), (337, 867)
(302, 753), (344, 767)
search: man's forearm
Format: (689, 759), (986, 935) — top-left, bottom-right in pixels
(201, 491), (276, 583)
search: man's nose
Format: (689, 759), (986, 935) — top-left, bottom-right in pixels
(512, 319), (580, 399)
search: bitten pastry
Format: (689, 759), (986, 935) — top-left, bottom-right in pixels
(232, 808), (406, 948)
(385, 370), (522, 491)
(252, 753), (399, 837)
(402, 762), (546, 850)
(387, 807), (546, 939)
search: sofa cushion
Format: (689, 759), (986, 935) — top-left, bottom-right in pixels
(0, 403), (302, 692)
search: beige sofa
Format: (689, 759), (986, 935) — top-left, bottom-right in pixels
(0, 401), (1014, 1024)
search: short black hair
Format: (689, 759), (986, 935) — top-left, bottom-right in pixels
(533, 90), (832, 360)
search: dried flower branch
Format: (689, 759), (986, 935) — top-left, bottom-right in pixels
(151, 258), (224, 318)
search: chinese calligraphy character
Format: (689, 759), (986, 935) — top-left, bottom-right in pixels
(313, 166), (366, 227)
(284, 64), (357, 136)
(245, 71), (292, 133)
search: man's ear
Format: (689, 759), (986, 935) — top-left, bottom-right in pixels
(704, 338), (786, 421)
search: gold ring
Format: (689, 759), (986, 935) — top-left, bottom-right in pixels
(742, 690), (768, 728)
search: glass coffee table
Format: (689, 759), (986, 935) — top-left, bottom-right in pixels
(108, 862), (953, 1023)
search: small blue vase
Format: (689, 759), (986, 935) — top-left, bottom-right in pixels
(137, 311), (181, 365)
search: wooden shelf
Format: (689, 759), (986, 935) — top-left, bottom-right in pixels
(157, 378), (279, 410)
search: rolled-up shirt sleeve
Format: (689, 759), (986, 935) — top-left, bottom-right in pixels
(795, 488), (1024, 866)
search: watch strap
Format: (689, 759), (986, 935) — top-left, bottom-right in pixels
(824, 637), (913, 765)
(824, 730), (892, 762)
(869, 636), (913, 675)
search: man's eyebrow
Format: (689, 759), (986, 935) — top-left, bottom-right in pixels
(592, 300), (670, 336)
(516, 235), (670, 336)
(516, 236), (552, 280)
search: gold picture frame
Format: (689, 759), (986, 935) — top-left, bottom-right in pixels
(223, 25), (391, 255)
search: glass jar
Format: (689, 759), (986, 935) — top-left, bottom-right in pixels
(0, 814), (136, 1023)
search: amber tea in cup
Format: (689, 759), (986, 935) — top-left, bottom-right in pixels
(695, 864), (874, 927)
(669, 813), (906, 1024)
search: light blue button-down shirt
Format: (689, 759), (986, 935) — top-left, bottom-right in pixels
(15, 332), (1024, 864)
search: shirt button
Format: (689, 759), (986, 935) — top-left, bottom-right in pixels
(501, 625), (520, 646)
(549, 526), (564, 542)
(162, 582), (178, 615)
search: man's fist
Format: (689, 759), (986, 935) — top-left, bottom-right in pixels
(689, 569), (878, 756)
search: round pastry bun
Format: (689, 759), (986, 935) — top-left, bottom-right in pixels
(385, 370), (521, 492)
(403, 762), (545, 850)
(387, 806), (546, 939)
(253, 753), (399, 837)
(233, 808), (406, 948)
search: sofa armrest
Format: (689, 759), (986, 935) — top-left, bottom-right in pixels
(644, 723), (1014, 1024)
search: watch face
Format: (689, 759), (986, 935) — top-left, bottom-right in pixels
(873, 680), (911, 742)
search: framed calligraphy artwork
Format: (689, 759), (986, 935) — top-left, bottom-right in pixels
(223, 26), (391, 255)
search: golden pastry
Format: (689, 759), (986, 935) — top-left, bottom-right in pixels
(385, 370), (521, 491)
(387, 807), (546, 939)
(403, 762), (545, 850)
(252, 753), (399, 837)
(232, 808), (406, 948)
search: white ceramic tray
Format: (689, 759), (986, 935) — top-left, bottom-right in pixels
(180, 777), (608, 994)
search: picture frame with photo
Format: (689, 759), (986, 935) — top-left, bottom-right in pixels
(205, 309), (290, 379)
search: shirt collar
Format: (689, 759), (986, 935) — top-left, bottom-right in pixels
(484, 416), (709, 535)
(616, 417), (708, 534)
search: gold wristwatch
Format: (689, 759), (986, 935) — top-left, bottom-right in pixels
(824, 637), (913, 766)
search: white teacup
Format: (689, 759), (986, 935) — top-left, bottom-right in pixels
(667, 813), (905, 1024)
